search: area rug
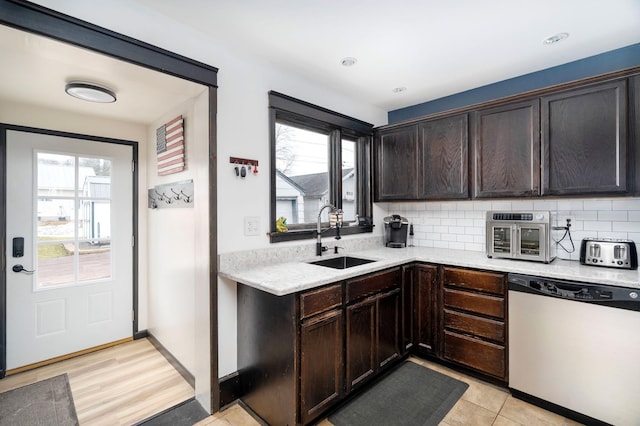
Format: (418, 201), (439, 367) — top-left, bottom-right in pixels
(136, 399), (209, 426)
(0, 374), (78, 426)
(329, 361), (469, 426)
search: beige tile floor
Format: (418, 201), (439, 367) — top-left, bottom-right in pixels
(196, 357), (583, 426)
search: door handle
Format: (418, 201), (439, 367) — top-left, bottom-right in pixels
(12, 264), (35, 274)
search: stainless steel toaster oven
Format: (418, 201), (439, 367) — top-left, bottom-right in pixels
(486, 211), (555, 263)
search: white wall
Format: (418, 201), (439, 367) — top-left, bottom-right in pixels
(145, 90), (211, 408)
(29, 0), (388, 384)
(0, 100), (150, 330)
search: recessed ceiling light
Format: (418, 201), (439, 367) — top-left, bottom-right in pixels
(65, 81), (116, 103)
(392, 87), (407, 93)
(340, 57), (358, 67)
(543, 32), (569, 45)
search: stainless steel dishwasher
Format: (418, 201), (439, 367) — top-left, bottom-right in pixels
(508, 273), (640, 426)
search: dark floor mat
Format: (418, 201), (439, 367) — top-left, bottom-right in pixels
(329, 361), (469, 426)
(136, 399), (209, 426)
(0, 374), (78, 426)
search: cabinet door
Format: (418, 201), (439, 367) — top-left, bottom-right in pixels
(377, 288), (401, 369)
(401, 265), (414, 353)
(345, 297), (376, 392)
(375, 125), (419, 200)
(473, 100), (540, 198)
(542, 80), (628, 195)
(415, 264), (438, 356)
(418, 114), (468, 199)
(300, 309), (344, 424)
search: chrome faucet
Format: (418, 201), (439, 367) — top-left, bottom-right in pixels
(316, 203), (342, 255)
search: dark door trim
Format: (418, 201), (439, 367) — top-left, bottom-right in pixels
(0, 0), (219, 413)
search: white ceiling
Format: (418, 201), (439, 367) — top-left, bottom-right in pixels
(135, 0), (640, 111)
(1, 0), (639, 122)
(0, 25), (206, 125)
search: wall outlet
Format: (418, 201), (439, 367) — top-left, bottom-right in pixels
(557, 215), (575, 228)
(244, 216), (260, 236)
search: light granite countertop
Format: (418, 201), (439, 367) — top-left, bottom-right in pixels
(218, 246), (640, 296)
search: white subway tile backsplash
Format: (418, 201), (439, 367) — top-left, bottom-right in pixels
(457, 234), (474, 243)
(491, 201), (512, 210)
(473, 201), (493, 211)
(465, 242), (485, 252)
(598, 211), (628, 221)
(583, 199), (612, 210)
(533, 200), (558, 210)
(612, 199), (640, 210)
(613, 221), (640, 232)
(557, 199), (584, 210)
(387, 196), (640, 252)
(574, 211), (598, 221)
(510, 200), (535, 210)
(584, 221), (612, 232)
(449, 226), (465, 234)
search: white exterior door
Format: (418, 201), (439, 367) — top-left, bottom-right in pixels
(6, 130), (133, 370)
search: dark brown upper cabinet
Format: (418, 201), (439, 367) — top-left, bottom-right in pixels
(375, 125), (419, 200)
(418, 115), (469, 199)
(472, 100), (540, 198)
(375, 115), (468, 201)
(541, 80), (628, 196)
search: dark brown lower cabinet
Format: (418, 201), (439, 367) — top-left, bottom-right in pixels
(441, 267), (507, 382)
(346, 268), (402, 392)
(415, 264), (438, 356)
(377, 287), (401, 369)
(238, 267), (403, 426)
(300, 309), (343, 425)
(346, 296), (376, 392)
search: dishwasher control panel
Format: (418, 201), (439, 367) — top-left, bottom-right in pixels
(508, 273), (640, 311)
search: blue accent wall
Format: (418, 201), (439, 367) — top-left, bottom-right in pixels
(388, 43), (640, 124)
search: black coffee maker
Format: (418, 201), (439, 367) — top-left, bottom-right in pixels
(384, 215), (409, 248)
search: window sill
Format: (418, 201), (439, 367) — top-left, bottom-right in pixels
(269, 225), (373, 243)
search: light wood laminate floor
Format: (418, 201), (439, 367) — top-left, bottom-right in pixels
(0, 338), (194, 425)
(197, 357), (584, 426)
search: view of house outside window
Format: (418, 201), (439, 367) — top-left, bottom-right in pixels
(36, 152), (112, 288)
(275, 122), (356, 226)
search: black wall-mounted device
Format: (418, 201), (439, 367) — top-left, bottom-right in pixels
(12, 237), (24, 257)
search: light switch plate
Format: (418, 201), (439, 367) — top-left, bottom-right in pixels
(244, 216), (260, 236)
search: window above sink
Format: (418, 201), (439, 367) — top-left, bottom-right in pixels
(269, 91), (374, 243)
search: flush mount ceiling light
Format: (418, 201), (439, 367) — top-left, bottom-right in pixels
(543, 32), (569, 45)
(65, 81), (116, 103)
(340, 57), (358, 67)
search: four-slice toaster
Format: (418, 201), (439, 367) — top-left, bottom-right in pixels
(579, 238), (638, 270)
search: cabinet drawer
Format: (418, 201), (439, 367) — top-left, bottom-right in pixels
(444, 288), (504, 319)
(444, 309), (504, 343)
(444, 268), (505, 295)
(443, 331), (506, 379)
(300, 284), (342, 320)
(346, 268), (401, 304)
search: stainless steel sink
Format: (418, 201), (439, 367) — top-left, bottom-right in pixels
(309, 256), (377, 269)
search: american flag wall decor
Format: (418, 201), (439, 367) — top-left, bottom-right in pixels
(157, 115), (185, 175)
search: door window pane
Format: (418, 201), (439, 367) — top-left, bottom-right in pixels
(275, 123), (329, 225)
(37, 153), (75, 196)
(37, 242), (74, 287)
(78, 245), (111, 282)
